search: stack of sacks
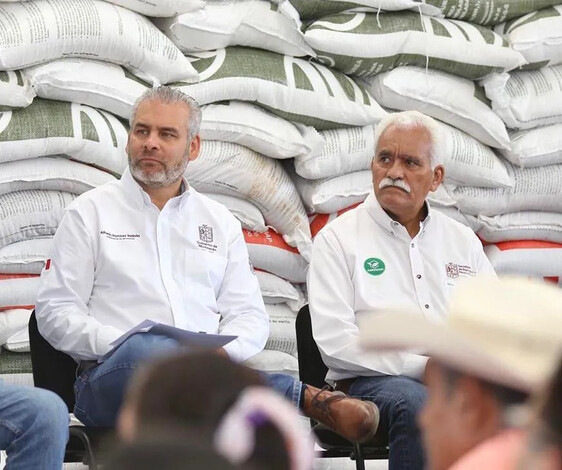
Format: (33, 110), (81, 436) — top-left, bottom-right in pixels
(149, 1), (389, 376)
(289, 1), (533, 233)
(0, 0), (200, 352)
(472, 5), (562, 283)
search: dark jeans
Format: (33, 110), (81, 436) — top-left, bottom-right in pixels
(74, 332), (301, 427)
(349, 375), (427, 470)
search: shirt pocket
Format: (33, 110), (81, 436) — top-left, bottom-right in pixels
(181, 249), (228, 296)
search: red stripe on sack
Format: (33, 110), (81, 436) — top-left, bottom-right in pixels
(309, 203), (361, 238)
(0, 305), (35, 312)
(544, 276), (560, 285)
(45, 258), (52, 271)
(494, 240), (562, 251)
(0, 274), (40, 280)
(243, 229), (299, 253)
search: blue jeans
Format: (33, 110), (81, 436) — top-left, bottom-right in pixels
(0, 379), (69, 470)
(74, 332), (302, 427)
(349, 375), (427, 470)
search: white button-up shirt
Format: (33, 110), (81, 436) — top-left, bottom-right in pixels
(308, 192), (495, 383)
(35, 169), (268, 363)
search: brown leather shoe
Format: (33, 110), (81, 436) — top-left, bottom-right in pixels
(302, 385), (380, 443)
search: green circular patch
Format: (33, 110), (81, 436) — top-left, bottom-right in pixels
(364, 258), (385, 276)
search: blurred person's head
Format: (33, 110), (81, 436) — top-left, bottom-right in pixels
(118, 352), (315, 470)
(518, 356), (562, 470)
(105, 428), (237, 470)
(420, 361), (528, 470)
(359, 276), (562, 470)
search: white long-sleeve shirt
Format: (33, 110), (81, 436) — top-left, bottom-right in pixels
(35, 169), (269, 363)
(308, 192), (495, 383)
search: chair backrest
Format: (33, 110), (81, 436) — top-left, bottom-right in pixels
(28, 310), (78, 412)
(295, 304), (329, 388)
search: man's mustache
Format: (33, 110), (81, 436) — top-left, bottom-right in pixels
(378, 177), (411, 193)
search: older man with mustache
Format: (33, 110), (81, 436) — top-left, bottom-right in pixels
(308, 111), (495, 470)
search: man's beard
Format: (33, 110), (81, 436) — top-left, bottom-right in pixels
(129, 154), (188, 189)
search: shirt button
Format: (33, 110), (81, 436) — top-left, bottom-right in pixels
(425, 304), (429, 309)
(417, 274), (422, 279)
(411, 243), (415, 248)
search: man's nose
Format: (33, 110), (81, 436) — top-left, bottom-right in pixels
(386, 159), (404, 179)
(143, 132), (160, 150)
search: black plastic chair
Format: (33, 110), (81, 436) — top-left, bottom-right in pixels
(28, 310), (113, 470)
(296, 305), (389, 470)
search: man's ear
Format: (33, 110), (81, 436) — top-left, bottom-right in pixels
(187, 134), (201, 162)
(430, 165), (445, 192)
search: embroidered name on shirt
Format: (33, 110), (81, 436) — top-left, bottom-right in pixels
(197, 225), (218, 253)
(100, 231), (140, 241)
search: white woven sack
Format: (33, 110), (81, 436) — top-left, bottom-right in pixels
(477, 212), (562, 244)
(178, 47), (386, 130)
(0, 0), (198, 85)
(484, 241), (562, 286)
(0, 71), (35, 108)
(24, 59), (148, 120)
(305, 12), (526, 80)
(0, 276), (40, 311)
(0, 190), (76, 249)
(295, 122), (513, 188)
(243, 349), (299, 378)
(294, 170), (372, 214)
(256, 270), (301, 305)
(439, 122), (513, 189)
(365, 66), (510, 149)
(294, 125), (376, 180)
(0, 238), (52, 275)
(0, 99), (128, 174)
(432, 0), (562, 25)
(244, 229), (308, 283)
(186, 141), (312, 260)
(203, 193), (268, 233)
(495, 6), (562, 69)
(447, 163), (562, 216)
(500, 124), (562, 167)
(482, 67), (562, 130)
(0, 157), (116, 196)
(200, 102), (323, 160)
(264, 303), (298, 356)
(154, 0), (314, 57)
(0, 308), (32, 345)
(0, 0), (205, 16)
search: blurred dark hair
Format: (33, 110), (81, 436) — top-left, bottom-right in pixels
(125, 352), (291, 470)
(105, 427), (236, 470)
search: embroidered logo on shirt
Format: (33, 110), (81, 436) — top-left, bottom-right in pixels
(199, 225), (214, 243)
(197, 224), (218, 253)
(446, 263), (475, 278)
(446, 263), (459, 279)
(364, 258), (385, 276)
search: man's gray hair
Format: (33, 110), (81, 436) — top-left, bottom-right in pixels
(129, 86), (202, 142)
(373, 110), (445, 169)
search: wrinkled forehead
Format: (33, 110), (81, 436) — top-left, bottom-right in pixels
(376, 124), (432, 158)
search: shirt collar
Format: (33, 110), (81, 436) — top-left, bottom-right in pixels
(364, 191), (433, 240)
(120, 167), (191, 211)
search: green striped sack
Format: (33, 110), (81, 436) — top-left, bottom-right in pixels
(175, 46), (386, 130)
(495, 5), (562, 69)
(305, 11), (526, 80)
(0, 99), (127, 174)
(0, 70), (35, 108)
